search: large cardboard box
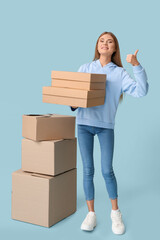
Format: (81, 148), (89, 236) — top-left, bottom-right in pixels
(11, 168), (77, 227)
(51, 79), (106, 90)
(51, 70), (106, 83)
(22, 114), (75, 141)
(22, 138), (77, 176)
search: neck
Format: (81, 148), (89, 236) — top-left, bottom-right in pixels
(99, 55), (111, 67)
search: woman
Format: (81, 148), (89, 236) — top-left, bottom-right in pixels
(70, 31), (149, 234)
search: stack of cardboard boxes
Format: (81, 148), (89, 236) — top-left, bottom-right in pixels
(11, 114), (77, 227)
(42, 70), (107, 108)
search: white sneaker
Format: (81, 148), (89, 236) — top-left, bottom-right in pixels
(110, 209), (125, 234)
(81, 211), (96, 231)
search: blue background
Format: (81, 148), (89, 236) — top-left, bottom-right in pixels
(0, 0), (159, 239)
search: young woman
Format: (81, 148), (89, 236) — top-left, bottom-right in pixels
(70, 31), (149, 235)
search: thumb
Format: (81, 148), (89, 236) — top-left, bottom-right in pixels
(134, 49), (139, 57)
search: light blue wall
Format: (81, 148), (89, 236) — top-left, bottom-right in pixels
(0, 0), (159, 239)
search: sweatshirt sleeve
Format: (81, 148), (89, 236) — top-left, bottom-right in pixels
(121, 64), (149, 97)
(69, 64), (86, 111)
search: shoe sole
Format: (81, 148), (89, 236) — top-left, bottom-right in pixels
(112, 231), (125, 235)
(112, 228), (125, 235)
(81, 224), (96, 231)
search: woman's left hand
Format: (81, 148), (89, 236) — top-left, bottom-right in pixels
(126, 49), (140, 66)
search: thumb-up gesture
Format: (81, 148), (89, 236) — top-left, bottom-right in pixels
(126, 49), (140, 66)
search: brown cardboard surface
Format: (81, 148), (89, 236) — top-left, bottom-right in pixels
(51, 70), (106, 82)
(22, 114), (75, 141)
(43, 94), (105, 108)
(51, 79), (106, 90)
(11, 168), (77, 227)
(22, 138), (77, 175)
(42, 86), (105, 98)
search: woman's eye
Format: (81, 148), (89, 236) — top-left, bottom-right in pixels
(100, 40), (112, 43)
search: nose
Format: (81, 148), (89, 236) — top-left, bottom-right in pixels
(102, 43), (108, 47)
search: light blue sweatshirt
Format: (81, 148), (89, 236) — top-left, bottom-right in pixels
(70, 59), (149, 129)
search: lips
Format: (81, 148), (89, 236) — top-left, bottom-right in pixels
(101, 47), (109, 49)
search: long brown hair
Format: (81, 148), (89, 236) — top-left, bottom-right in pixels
(93, 31), (124, 103)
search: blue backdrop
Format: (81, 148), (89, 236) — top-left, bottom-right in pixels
(1, 0), (159, 239)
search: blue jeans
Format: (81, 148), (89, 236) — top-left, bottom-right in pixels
(77, 124), (118, 200)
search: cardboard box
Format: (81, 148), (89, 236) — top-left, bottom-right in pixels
(43, 71), (106, 107)
(51, 79), (106, 90)
(51, 70), (106, 83)
(11, 168), (77, 227)
(43, 95), (105, 108)
(42, 86), (105, 98)
(22, 138), (77, 176)
(22, 114), (75, 141)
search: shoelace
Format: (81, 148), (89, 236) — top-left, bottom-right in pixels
(111, 211), (123, 226)
(84, 213), (95, 224)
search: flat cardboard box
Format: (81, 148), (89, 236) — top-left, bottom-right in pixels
(42, 86), (105, 98)
(51, 70), (106, 82)
(22, 114), (75, 141)
(43, 94), (105, 108)
(11, 168), (77, 227)
(22, 138), (77, 176)
(51, 79), (106, 90)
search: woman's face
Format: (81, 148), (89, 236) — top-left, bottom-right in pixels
(97, 34), (116, 57)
